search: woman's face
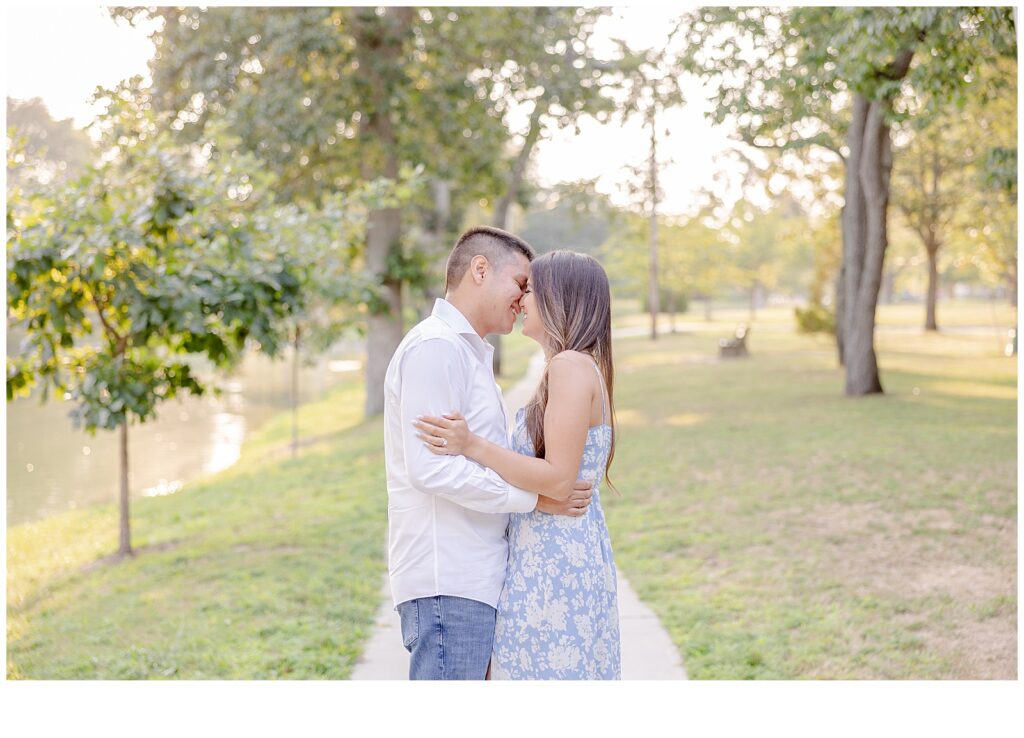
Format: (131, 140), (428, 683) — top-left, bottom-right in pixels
(520, 277), (547, 346)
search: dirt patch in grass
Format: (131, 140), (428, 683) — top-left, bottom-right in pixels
(943, 616), (1017, 679)
(798, 501), (1016, 678)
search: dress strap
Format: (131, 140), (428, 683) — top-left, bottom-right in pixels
(590, 360), (608, 426)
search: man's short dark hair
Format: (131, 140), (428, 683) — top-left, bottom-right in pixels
(445, 226), (536, 292)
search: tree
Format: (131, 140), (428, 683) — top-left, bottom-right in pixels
(723, 197), (805, 321)
(679, 6), (1016, 394)
(659, 212), (723, 330)
(6, 80), (303, 558)
(612, 38), (687, 340)
(600, 204), (723, 326)
(480, 6), (616, 372)
(970, 150), (1018, 308)
(116, 6), (563, 414)
(890, 55), (1017, 322)
(250, 186), (376, 456)
(485, 8), (614, 231)
(953, 57), (1018, 309)
(891, 107), (974, 330)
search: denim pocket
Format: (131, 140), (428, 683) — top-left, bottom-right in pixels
(398, 600), (419, 651)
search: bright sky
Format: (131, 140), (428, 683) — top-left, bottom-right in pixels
(532, 6), (739, 216)
(4, 5), (161, 125)
(3, 4), (738, 216)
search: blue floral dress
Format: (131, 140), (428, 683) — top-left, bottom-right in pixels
(491, 364), (621, 680)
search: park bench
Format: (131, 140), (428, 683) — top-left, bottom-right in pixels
(718, 324), (749, 358)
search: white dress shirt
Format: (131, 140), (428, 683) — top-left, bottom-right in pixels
(384, 298), (539, 609)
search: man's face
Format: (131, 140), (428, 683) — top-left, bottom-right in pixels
(486, 253), (531, 335)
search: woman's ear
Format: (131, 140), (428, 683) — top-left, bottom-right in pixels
(470, 255), (489, 284)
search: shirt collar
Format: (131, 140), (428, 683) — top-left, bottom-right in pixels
(431, 298), (493, 362)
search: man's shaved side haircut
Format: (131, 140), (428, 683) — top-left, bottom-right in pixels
(445, 226), (536, 292)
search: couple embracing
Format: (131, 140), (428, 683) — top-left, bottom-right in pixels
(383, 226), (620, 680)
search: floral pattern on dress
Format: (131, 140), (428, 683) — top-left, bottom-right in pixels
(491, 406), (621, 680)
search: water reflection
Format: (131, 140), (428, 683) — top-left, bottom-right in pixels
(205, 412), (245, 475)
(7, 344), (362, 526)
(142, 479), (184, 498)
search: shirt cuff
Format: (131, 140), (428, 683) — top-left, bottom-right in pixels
(506, 484), (539, 513)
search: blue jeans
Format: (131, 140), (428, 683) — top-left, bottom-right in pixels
(396, 596), (496, 680)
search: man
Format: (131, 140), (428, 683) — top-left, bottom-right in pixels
(383, 226), (593, 680)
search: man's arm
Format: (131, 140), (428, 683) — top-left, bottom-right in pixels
(399, 338), (539, 514)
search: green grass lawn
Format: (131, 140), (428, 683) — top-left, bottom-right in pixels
(7, 382), (387, 679)
(602, 301), (1017, 678)
(7, 299), (1016, 679)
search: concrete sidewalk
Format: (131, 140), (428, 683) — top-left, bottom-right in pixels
(352, 350), (687, 680)
(351, 565), (687, 679)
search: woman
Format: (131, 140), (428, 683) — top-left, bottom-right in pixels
(413, 250), (620, 680)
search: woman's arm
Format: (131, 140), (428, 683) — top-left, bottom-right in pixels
(414, 352), (594, 500)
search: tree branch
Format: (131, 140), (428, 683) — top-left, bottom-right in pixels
(880, 48), (916, 81)
(90, 289), (126, 353)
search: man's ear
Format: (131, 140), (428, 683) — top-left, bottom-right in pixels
(469, 255), (489, 284)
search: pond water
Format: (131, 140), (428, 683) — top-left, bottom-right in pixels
(6, 343), (363, 527)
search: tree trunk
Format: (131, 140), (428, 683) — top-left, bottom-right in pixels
(749, 281), (758, 322)
(118, 421), (133, 557)
(648, 110), (660, 341)
(839, 47), (914, 394)
(841, 98), (868, 376)
(669, 292), (677, 333)
(364, 207), (403, 417)
(291, 326), (300, 457)
(421, 177), (451, 320)
(357, 8), (411, 418)
(493, 100), (545, 233)
(842, 94), (893, 396)
(925, 244), (939, 331)
(704, 297), (713, 322)
(835, 259), (846, 366)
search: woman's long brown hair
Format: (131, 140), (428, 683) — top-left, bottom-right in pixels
(524, 251), (618, 494)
